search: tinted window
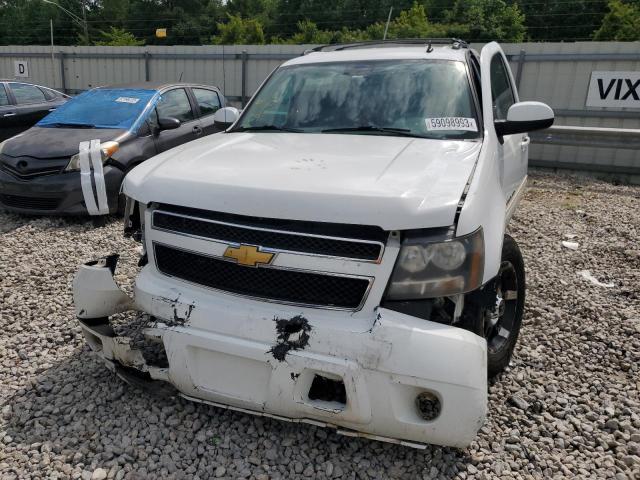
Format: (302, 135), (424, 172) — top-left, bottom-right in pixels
(489, 55), (515, 121)
(236, 60), (479, 140)
(193, 88), (221, 117)
(0, 85), (8, 106)
(10, 83), (46, 104)
(157, 89), (194, 122)
(41, 88), (58, 100)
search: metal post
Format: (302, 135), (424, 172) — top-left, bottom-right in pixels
(241, 50), (248, 107)
(515, 49), (526, 89)
(59, 51), (66, 93)
(81, 0), (89, 43)
(144, 51), (150, 81)
(383, 7), (393, 41)
(50, 19), (55, 87)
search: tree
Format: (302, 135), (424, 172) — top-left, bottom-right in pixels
(445, 0), (526, 42)
(519, 0), (608, 41)
(593, 0), (640, 40)
(273, 0), (422, 37)
(213, 14), (265, 44)
(278, 3), (468, 44)
(95, 26), (145, 45)
(0, 0), (87, 46)
(383, 2), (468, 39)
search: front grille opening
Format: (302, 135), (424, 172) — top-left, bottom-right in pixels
(308, 374), (347, 405)
(154, 243), (371, 309)
(153, 210), (384, 261)
(156, 203), (388, 242)
(0, 194), (61, 210)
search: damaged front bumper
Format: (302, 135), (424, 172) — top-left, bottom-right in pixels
(73, 256), (488, 449)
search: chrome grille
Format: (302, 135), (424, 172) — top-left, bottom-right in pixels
(154, 243), (372, 310)
(152, 207), (385, 262)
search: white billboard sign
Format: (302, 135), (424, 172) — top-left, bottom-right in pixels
(586, 71), (640, 108)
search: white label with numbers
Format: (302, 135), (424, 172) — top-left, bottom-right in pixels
(425, 117), (478, 131)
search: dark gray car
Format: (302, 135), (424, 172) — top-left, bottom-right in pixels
(0, 81), (225, 215)
(0, 81), (69, 141)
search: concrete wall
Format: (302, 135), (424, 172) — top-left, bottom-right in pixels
(1, 42), (639, 176)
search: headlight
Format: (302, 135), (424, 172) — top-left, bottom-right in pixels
(0, 140), (6, 154)
(385, 227), (484, 299)
(65, 141), (119, 172)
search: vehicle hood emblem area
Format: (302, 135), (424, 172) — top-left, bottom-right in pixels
(223, 244), (275, 267)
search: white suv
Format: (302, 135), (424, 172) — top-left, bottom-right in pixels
(73, 40), (554, 448)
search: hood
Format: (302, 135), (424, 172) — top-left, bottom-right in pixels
(1, 127), (129, 159)
(125, 133), (482, 230)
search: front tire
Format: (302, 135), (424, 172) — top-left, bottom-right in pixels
(486, 234), (526, 378)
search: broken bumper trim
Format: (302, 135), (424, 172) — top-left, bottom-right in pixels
(73, 256), (488, 449)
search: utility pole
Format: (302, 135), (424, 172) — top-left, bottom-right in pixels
(50, 19), (56, 87)
(383, 7), (393, 41)
(81, 0), (89, 43)
(42, 0), (88, 43)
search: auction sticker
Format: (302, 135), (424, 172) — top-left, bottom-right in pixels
(116, 97), (140, 104)
(425, 117), (477, 131)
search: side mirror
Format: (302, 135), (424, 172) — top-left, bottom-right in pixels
(157, 117), (181, 131)
(494, 101), (554, 137)
(213, 107), (240, 130)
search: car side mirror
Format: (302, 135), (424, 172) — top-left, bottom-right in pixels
(157, 117), (181, 131)
(213, 107), (240, 130)
(494, 101), (554, 137)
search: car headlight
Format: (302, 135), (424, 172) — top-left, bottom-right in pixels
(384, 227), (484, 299)
(65, 141), (119, 172)
(0, 140), (6, 155)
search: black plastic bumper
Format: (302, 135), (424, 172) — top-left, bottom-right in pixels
(0, 166), (124, 215)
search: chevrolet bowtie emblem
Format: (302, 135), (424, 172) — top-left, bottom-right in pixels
(223, 244), (275, 267)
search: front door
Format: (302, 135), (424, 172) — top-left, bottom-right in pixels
(480, 42), (526, 199)
(154, 88), (203, 152)
(7, 82), (54, 131)
(0, 83), (19, 141)
(191, 87), (223, 135)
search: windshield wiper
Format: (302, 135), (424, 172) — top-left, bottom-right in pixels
(233, 125), (303, 133)
(321, 126), (422, 138)
(46, 122), (97, 129)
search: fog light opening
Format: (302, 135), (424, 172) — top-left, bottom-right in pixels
(308, 374), (347, 405)
(138, 337), (169, 369)
(415, 391), (441, 421)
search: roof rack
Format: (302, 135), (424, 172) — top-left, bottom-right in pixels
(308, 38), (468, 54)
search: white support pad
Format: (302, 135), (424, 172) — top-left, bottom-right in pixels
(89, 139), (110, 215)
(78, 141), (99, 215)
(79, 140), (110, 216)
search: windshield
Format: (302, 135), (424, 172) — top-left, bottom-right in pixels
(234, 60), (480, 140)
(38, 88), (157, 129)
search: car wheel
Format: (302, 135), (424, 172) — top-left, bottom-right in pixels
(486, 234), (525, 378)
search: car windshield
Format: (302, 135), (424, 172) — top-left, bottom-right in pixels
(233, 59), (480, 140)
(38, 88), (157, 129)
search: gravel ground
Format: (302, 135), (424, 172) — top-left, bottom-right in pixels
(1, 172), (639, 480)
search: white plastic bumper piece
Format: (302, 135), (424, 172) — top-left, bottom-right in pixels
(73, 257), (488, 448)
